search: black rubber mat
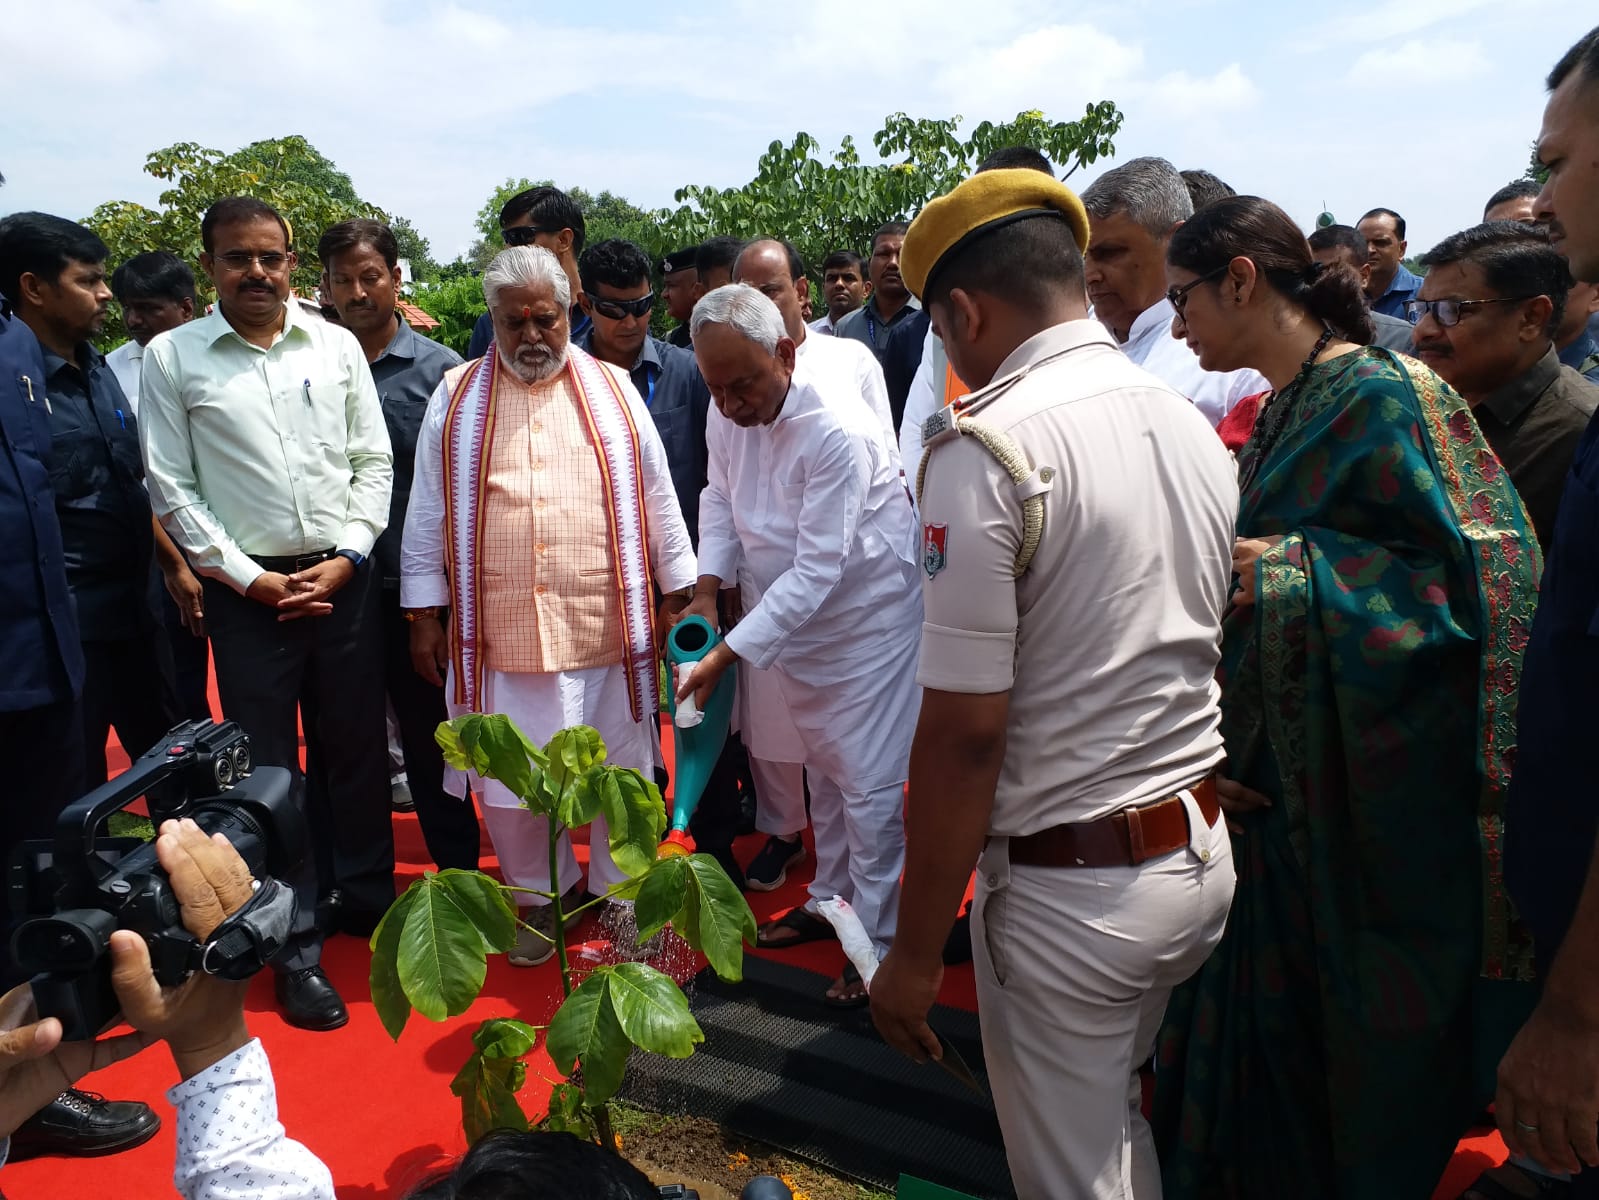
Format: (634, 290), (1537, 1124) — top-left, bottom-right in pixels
(618, 956), (1015, 1198)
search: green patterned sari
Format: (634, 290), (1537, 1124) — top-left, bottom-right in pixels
(1153, 348), (1541, 1199)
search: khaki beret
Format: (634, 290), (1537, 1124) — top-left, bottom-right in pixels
(901, 169), (1091, 299)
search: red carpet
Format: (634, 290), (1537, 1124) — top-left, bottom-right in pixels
(3, 702), (1503, 1198)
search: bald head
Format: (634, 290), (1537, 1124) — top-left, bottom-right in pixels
(733, 238), (809, 341)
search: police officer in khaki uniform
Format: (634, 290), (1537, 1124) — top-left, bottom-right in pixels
(869, 170), (1239, 1198)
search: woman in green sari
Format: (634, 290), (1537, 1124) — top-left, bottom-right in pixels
(1152, 196), (1542, 1198)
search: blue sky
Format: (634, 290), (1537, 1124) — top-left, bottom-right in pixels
(3, 0), (1593, 263)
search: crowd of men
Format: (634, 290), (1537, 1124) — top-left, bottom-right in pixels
(2, 22), (1599, 1199)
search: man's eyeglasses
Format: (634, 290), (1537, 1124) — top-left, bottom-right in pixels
(1166, 264), (1228, 316)
(590, 293), (656, 320)
(214, 251), (290, 273)
(502, 226), (562, 247)
(1403, 297), (1538, 327)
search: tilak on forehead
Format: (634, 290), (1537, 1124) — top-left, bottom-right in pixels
(521, 305), (531, 319)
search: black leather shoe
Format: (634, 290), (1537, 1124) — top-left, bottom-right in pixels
(7, 1089), (160, 1160)
(315, 889), (344, 936)
(275, 965), (349, 1030)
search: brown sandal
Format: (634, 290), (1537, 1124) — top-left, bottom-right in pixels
(755, 907), (837, 949)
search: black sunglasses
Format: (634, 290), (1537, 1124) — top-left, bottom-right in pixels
(1166, 264), (1229, 316)
(590, 292), (656, 320)
(501, 225), (562, 247)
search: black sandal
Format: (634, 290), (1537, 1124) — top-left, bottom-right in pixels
(823, 962), (869, 1009)
(755, 907), (837, 949)
(1459, 1164), (1572, 1200)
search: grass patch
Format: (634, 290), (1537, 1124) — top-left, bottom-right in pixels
(106, 812), (155, 841)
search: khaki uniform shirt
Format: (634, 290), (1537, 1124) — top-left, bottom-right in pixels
(916, 320), (1238, 836)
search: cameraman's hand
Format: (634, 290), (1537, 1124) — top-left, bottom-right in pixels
(0, 984), (152, 1139)
(109, 819), (256, 1081)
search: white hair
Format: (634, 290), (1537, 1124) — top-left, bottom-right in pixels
(483, 245), (571, 311)
(690, 283), (786, 352)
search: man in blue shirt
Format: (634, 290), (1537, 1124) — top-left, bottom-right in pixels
(466, 186), (591, 359)
(1357, 207), (1425, 319)
(1495, 25), (1599, 1191)
(574, 239), (710, 539)
(0, 214), (181, 791)
(0, 202), (160, 1159)
(319, 218), (481, 886)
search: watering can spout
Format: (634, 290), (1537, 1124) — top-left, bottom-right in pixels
(662, 615), (736, 849)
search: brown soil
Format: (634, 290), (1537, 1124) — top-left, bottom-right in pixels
(616, 1106), (892, 1200)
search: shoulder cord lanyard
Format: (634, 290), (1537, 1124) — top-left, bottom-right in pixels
(643, 364), (657, 410)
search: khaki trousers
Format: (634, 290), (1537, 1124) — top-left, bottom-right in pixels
(974, 790), (1234, 1199)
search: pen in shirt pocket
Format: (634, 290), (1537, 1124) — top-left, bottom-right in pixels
(303, 378), (313, 407)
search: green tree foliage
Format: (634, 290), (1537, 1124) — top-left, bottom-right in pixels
(657, 105), (1124, 276)
(1525, 142), (1549, 185)
(82, 136), (436, 344)
(410, 275), (486, 356)
(391, 215), (442, 284)
(369, 715), (756, 1148)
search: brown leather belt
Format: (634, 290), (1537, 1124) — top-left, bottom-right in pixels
(1006, 778), (1220, 869)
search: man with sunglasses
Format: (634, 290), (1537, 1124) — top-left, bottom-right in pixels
(1411, 220), (1598, 546)
(466, 186), (591, 360)
(140, 196), (394, 1034)
(575, 240), (710, 549)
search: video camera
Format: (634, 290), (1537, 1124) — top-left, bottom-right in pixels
(8, 719), (306, 1040)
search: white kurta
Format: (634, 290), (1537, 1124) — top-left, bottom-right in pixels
(1118, 299), (1268, 428)
(794, 331), (900, 464)
(698, 362), (923, 792)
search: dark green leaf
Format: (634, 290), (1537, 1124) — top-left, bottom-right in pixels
(555, 764), (606, 830)
(451, 1050), (529, 1143)
(632, 854), (689, 943)
(368, 885), (419, 1041)
(452, 714), (546, 808)
(681, 853), (757, 982)
(472, 1017), (541, 1060)
(542, 1081), (592, 1137)
(434, 870), (518, 954)
(397, 874), (491, 1021)
(605, 962), (703, 1058)
(545, 969), (631, 1103)
(596, 767), (667, 877)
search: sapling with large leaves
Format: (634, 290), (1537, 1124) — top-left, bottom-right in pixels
(368, 714), (755, 1150)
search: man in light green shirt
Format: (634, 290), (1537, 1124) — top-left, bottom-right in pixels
(139, 196), (393, 1034)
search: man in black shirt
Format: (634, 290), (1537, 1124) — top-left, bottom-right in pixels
(0, 214), (181, 788)
(659, 246), (701, 349)
(319, 219), (480, 898)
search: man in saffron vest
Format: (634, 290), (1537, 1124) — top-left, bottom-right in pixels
(401, 246), (698, 965)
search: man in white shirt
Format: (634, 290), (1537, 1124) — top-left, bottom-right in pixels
(808, 249), (869, 336)
(1081, 156), (1267, 425)
(728, 241), (901, 893)
(106, 251), (197, 417)
(677, 284), (922, 1005)
(140, 196), (394, 1033)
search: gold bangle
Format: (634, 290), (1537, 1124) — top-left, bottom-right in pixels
(403, 606), (442, 622)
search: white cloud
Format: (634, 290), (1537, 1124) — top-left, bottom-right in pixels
(1346, 38), (1490, 88)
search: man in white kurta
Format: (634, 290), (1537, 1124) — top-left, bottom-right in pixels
(729, 242), (904, 892)
(401, 247), (697, 962)
(677, 284), (921, 1000)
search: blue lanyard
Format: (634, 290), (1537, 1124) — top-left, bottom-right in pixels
(643, 364), (657, 410)
(865, 309), (879, 350)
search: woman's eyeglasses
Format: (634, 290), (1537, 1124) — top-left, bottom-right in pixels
(1166, 264), (1229, 316)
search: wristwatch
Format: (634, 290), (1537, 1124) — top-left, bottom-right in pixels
(335, 549), (365, 569)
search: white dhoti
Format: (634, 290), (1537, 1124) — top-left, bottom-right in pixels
(448, 663), (654, 904)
